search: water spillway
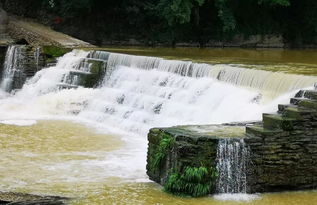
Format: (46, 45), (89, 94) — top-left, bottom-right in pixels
(92, 51), (317, 99)
(1, 45), (24, 91)
(0, 48), (317, 199)
(0, 45), (45, 92)
(216, 139), (249, 194)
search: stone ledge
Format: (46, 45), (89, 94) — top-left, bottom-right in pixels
(147, 89), (317, 196)
(7, 16), (95, 48)
(0, 192), (69, 205)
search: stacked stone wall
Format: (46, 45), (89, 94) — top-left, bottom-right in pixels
(147, 89), (317, 195)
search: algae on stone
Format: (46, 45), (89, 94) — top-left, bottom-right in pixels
(42, 46), (71, 58)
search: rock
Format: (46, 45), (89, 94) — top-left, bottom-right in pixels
(147, 124), (246, 196)
(0, 8), (8, 26)
(0, 192), (69, 205)
(147, 89), (317, 195)
(7, 16), (95, 48)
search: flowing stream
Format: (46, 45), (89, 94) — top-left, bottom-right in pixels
(0, 48), (316, 204)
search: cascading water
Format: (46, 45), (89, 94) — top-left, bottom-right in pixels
(216, 139), (249, 194)
(0, 45), (47, 92)
(90, 51), (317, 100)
(0, 45), (24, 92)
(0, 49), (315, 193)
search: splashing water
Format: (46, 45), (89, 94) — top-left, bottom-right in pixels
(0, 49), (315, 197)
(216, 139), (250, 194)
(0, 45), (24, 91)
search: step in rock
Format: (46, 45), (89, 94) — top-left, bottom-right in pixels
(278, 104), (297, 113)
(295, 90), (317, 100)
(290, 98), (317, 109)
(263, 113), (298, 131)
(246, 125), (284, 138)
(282, 106), (316, 120)
(57, 83), (78, 89)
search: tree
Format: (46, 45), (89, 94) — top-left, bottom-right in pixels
(156, 0), (205, 26)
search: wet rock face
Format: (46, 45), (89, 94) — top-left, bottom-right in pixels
(245, 89), (317, 193)
(147, 89), (317, 195)
(245, 128), (317, 193)
(0, 46), (6, 73)
(1, 45), (46, 91)
(146, 124), (247, 193)
(0, 192), (68, 205)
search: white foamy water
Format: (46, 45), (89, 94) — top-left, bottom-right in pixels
(0, 49), (314, 188)
(0, 45), (22, 91)
(0, 119), (37, 126)
(213, 193), (261, 201)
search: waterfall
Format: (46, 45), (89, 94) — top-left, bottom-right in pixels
(216, 139), (249, 194)
(0, 45), (24, 92)
(209, 65), (317, 100)
(89, 51), (317, 99)
(34, 47), (41, 70)
(0, 45), (46, 92)
(0, 49), (312, 183)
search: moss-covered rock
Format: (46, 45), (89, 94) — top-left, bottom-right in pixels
(147, 124), (247, 196)
(147, 89), (317, 195)
(42, 46), (71, 58)
(87, 59), (105, 74)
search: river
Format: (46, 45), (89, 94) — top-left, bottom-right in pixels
(0, 47), (316, 204)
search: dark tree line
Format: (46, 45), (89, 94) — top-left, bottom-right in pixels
(1, 0), (317, 47)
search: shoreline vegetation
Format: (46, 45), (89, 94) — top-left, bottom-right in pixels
(1, 0), (317, 49)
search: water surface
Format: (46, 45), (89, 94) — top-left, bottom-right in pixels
(0, 48), (317, 204)
(101, 47), (317, 75)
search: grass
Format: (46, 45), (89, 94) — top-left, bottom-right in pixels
(164, 166), (218, 197)
(150, 135), (175, 171)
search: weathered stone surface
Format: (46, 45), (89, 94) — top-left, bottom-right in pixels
(0, 192), (68, 205)
(7, 16), (95, 48)
(147, 123), (248, 192)
(244, 89), (317, 193)
(1, 45), (46, 91)
(147, 88), (317, 195)
(0, 45), (7, 76)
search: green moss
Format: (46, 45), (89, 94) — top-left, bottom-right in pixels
(82, 74), (99, 88)
(42, 46), (71, 58)
(246, 126), (283, 137)
(88, 60), (104, 74)
(263, 114), (295, 131)
(150, 135), (175, 171)
(298, 100), (317, 110)
(164, 166), (218, 197)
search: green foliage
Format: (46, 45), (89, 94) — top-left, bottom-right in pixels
(215, 0), (236, 32)
(164, 166), (218, 197)
(3, 0), (317, 46)
(150, 135), (175, 171)
(43, 0), (92, 18)
(258, 0), (290, 6)
(157, 0), (205, 25)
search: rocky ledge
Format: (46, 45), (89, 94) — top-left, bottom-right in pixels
(146, 89), (317, 196)
(0, 192), (69, 205)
